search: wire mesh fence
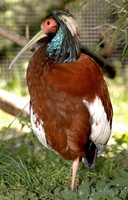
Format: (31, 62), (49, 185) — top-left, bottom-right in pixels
(0, 0), (127, 92)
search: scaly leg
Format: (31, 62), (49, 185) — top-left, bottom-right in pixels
(71, 157), (79, 191)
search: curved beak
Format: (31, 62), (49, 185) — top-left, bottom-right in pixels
(9, 30), (47, 68)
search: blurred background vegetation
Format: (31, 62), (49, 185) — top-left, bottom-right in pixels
(0, 0), (128, 199)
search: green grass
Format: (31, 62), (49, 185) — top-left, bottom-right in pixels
(0, 77), (128, 199)
(0, 130), (128, 200)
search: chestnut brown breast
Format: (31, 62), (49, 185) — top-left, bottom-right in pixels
(27, 45), (112, 160)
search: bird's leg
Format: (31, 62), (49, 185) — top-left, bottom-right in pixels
(71, 157), (79, 191)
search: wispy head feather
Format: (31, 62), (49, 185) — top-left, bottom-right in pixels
(48, 10), (79, 37)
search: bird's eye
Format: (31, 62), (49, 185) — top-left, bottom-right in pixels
(47, 21), (50, 25)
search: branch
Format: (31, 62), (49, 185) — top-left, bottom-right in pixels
(0, 25), (28, 47)
(0, 89), (29, 118)
(0, 25), (116, 78)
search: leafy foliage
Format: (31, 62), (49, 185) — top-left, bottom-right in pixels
(79, 0), (128, 59)
(104, 0), (128, 59)
(0, 122), (128, 199)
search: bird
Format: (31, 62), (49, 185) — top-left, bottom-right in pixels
(9, 10), (113, 190)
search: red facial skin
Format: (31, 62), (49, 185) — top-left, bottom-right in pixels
(41, 18), (58, 35)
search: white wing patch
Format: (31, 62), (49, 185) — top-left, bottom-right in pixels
(83, 97), (112, 155)
(30, 107), (48, 149)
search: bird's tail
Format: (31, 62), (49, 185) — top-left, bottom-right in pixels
(83, 139), (98, 171)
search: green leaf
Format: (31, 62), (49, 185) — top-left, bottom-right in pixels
(61, 188), (78, 200)
(96, 180), (110, 191)
(120, 187), (128, 199)
(120, 169), (128, 178)
(109, 177), (128, 188)
(78, 179), (90, 198)
(90, 192), (111, 200)
(54, 187), (63, 199)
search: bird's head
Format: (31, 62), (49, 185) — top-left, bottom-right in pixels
(9, 10), (81, 68)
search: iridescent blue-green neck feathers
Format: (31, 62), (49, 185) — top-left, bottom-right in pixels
(46, 10), (81, 63)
